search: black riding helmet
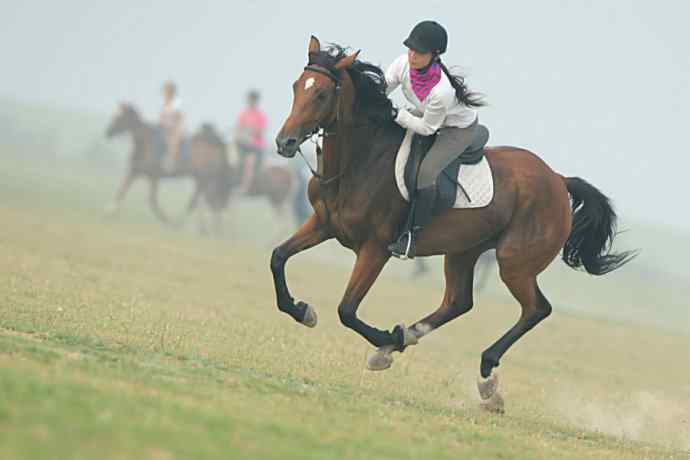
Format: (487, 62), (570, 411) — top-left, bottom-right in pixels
(403, 20), (448, 55)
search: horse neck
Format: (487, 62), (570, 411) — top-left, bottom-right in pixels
(321, 108), (400, 209)
(129, 117), (151, 151)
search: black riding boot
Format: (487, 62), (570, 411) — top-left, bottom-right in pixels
(388, 185), (437, 259)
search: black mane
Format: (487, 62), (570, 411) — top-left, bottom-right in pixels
(309, 44), (394, 124)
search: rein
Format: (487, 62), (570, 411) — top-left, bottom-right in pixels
(297, 132), (343, 186)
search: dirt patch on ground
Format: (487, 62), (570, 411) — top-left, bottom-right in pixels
(553, 387), (690, 451)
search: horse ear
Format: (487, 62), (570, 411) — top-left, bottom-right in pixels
(334, 50), (360, 71)
(308, 35), (321, 56)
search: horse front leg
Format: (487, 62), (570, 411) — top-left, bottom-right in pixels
(337, 242), (402, 349)
(270, 214), (332, 326)
(105, 171), (135, 216)
(174, 178), (203, 228)
(185, 179), (203, 216)
(148, 177), (171, 224)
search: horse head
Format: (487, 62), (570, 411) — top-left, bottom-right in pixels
(105, 103), (141, 138)
(275, 36), (359, 158)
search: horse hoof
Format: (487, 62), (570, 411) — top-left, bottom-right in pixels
(300, 303), (318, 328)
(479, 391), (505, 414)
(477, 372), (499, 400)
(367, 346), (394, 371)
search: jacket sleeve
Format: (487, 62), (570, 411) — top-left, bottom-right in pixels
(384, 54), (406, 96)
(394, 89), (452, 136)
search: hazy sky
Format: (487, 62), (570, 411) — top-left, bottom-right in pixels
(2, 1), (688, 228)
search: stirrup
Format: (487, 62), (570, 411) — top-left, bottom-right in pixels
(389, 230), (414, 260)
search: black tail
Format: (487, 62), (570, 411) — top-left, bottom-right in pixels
(563, 177), (636, 275)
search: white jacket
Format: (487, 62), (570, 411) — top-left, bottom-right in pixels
(385, 54), (477, 135)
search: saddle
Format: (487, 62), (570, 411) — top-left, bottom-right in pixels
(403, 124), (490, 212)
(153, 126), (191, 164)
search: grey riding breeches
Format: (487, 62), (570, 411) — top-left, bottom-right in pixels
(417, 122), (478, 189)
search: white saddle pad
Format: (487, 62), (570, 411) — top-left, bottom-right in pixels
(395, 128), (494, 209)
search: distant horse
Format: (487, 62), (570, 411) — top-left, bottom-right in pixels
(233, 152), (296, 219)
(105, 103), (231, 232)
(212, 140), (298, 243)
(270, 37), (634, 412)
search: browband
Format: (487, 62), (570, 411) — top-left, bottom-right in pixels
(303, 65), (340, 83)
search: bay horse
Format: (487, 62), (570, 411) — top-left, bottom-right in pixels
(226, 141), (297, 221)
(271, 37), (634, 411)
(105, 103), (231, 230)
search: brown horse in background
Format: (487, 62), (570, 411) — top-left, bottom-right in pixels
(226, 140), (296, 220)
(105, 103), (231, 231)
(271, 37), (634, 412)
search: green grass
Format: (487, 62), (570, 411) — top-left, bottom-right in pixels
(1, 144), (689, 459)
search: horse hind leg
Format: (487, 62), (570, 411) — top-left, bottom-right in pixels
(477, 182), (569, 412)
(367, 249), (481, 371)
(205, 188), (225, 237)
(477, 270), (553, 413)
(197, 177), (228, 237)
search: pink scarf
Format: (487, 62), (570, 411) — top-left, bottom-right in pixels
(409, 63), (442, 102)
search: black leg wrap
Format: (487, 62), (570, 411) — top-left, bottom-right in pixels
(480, 353), (499, 379)
(338, 309), (357, 328)
(293, 301), (308, 322)
(392, 325), (406, 352)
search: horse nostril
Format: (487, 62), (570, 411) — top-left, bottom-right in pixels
(277, 137), (298, 153)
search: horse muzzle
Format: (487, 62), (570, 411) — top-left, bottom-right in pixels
(275, 135), (300, 158)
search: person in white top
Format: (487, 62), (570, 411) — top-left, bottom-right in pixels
(385, 20), (486, 259)
(159, 81), (185, 173)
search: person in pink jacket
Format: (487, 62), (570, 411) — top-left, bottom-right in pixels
(234, 89), (268, 195)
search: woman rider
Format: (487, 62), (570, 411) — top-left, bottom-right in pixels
(234, 89), (268, 195)
(160, 81), (185, 173)
(385, 20), (485, 259)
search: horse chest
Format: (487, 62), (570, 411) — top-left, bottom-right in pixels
(320, 200), (372, 248)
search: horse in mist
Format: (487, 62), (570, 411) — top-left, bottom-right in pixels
(225, 140), (298, 224)
(105, 103), (232, 232)
(270, 37), (635, 412)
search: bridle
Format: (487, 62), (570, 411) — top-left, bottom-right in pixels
(295, 64), (344, 186)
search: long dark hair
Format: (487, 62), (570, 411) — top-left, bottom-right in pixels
(437, 58), (485, 108)
(310, 44), (394, 123)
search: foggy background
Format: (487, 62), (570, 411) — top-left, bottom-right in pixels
(2, 0), (688, 229)
(3, 4), (690, 453)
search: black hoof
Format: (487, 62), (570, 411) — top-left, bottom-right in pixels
(480, 355), (499, 379)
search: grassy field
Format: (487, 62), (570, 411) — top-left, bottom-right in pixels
(1, 140), (690, 458)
